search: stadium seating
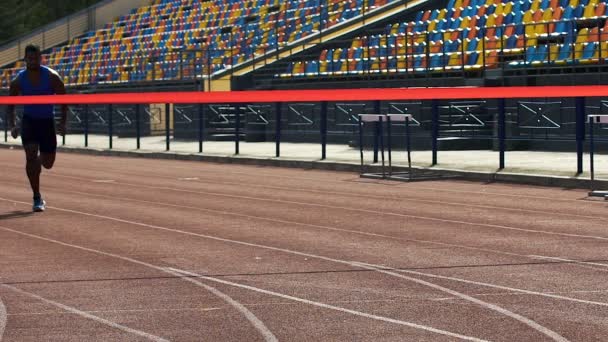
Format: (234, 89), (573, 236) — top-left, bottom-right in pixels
(0, 0), (396, 88)
(280, 0), (608, 77)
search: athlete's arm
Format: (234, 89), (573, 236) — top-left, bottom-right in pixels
(7, 78), (19, 126)
(7, 78), (19, 138)
(50, 72), (68, 135)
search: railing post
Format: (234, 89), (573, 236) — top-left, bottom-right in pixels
(198, 103), (204, 153)
(498, 98), (506, 169)
(275, 102), (282, 158)
(373, 100), (381, 162)
(4, 110), (7, 142)
(235, 103), (241, 155)
(589, 115), (595, 188)
(84, 105), (89, 147)
(432, 99), (439, 166)
(320, 101), (328, 160)
(165, 103), (171, 151)
(108, 104), (113, 149)
(576, 97), (585, 174)
(135, 104), (141, 149)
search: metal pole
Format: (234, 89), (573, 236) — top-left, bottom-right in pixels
(387, 116), (392, 175)
(576, 97), (585, 174)
(108, 104), (113, 149)
(135, 104), (141, 149)
(498, 98), (506, 169)
(320, 101), (328, 160)
(359, 116), (364, 172)
(406, 116), (412, 181)
(165, 103), (171, 151)
(235, 104), (240, 155)
(84, 104), (89, 147)
(431, 99), (439, 166)
(275, 102), (282, 157)
(589, 116), (595, 189)
(379, 116), (385, 178)
(373, 100), (381, 162)
(198, 103), (204, 153)
(4, 110), (7, 142)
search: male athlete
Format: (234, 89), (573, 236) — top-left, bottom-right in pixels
(6, 44), (67, 212)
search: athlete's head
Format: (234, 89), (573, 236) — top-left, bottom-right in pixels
(24, 44), (41, 70)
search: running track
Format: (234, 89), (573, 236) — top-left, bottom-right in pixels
(0, 149), (607, 341)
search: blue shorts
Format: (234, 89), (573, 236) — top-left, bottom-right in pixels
(21, 115), (57, 153)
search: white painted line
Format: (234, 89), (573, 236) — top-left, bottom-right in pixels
(348, 262), (569, 342)
(529, 255), (608, 270)
(0, 283), (168, 342)
(167, 268), (489, 342)
(354, 261), (608, 308)
(0, 226), (277, 342)
(177, 177), (199, 181)
(40, 187), (608, 275)
(92, 180), (115, 183)
(36, 180), (608, 242)
(162, 269), (278, 342)
(0, 201), (570, 341)
(0, 226), (485, 341)
(0, 294), (6, 342)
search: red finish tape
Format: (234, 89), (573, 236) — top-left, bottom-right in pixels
(1, 86), (607, 105)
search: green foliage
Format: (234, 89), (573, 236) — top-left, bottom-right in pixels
(0, 0), (102, 44)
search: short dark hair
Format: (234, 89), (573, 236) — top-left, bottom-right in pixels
(25, 44), (41, 55)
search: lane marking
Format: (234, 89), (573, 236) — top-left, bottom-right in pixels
(10, 185), (608, 276)
(23, 178), (608, 242)
(354, 262), (608, 308)
(530, 255), (608, 270)
(33, 159), (599, 204)
(0, 226), (485, 342)
(167, 268), (489, 342)
(0, 201), (570, 341)
(91, 180), (115, 183)
(0, 283), (168, 342)
(0, 294), (6, 341)
(8, 307), (222, 316)
(0, 226), (277, 342)
(41, 167), (608, 221)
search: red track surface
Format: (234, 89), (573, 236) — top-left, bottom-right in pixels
(0, 149), (607, 341)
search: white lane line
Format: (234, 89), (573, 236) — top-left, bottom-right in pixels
(348, 263), (569, 342)
(8, 307), (222, 316)
(0, 226), (485, 342)
(0, 226), (277, 342)
(0, 201), (570, 341)
(0, 293), (6, 342)
(0, 283), (168, 342)
(36, 187), (608, 275)
(30, 180), (608, 242)
(167, 268), (489, 342)
(91, 180), (115, 183)
(162, 269), (278, 342)
(530, 255), (608, 269)
(27, 168), (607, 222)
(354, 261), (608, 308)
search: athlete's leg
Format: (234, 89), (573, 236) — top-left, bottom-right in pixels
(40, 152), (55, 169)
(24, 144), (42, 197)
(39, 117), (57, 170)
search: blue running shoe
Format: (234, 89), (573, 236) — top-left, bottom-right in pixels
(33, 197), (46, 212)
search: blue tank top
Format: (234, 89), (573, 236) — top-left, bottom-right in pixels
(17, 66), (55, 119)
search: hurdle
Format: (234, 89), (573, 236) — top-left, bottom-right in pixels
(358, 113), (451, 182)
(588, 114), (608, 199)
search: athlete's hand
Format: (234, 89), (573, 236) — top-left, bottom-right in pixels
(10, 126), (19, 139)
(57, 120), (67, 136)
